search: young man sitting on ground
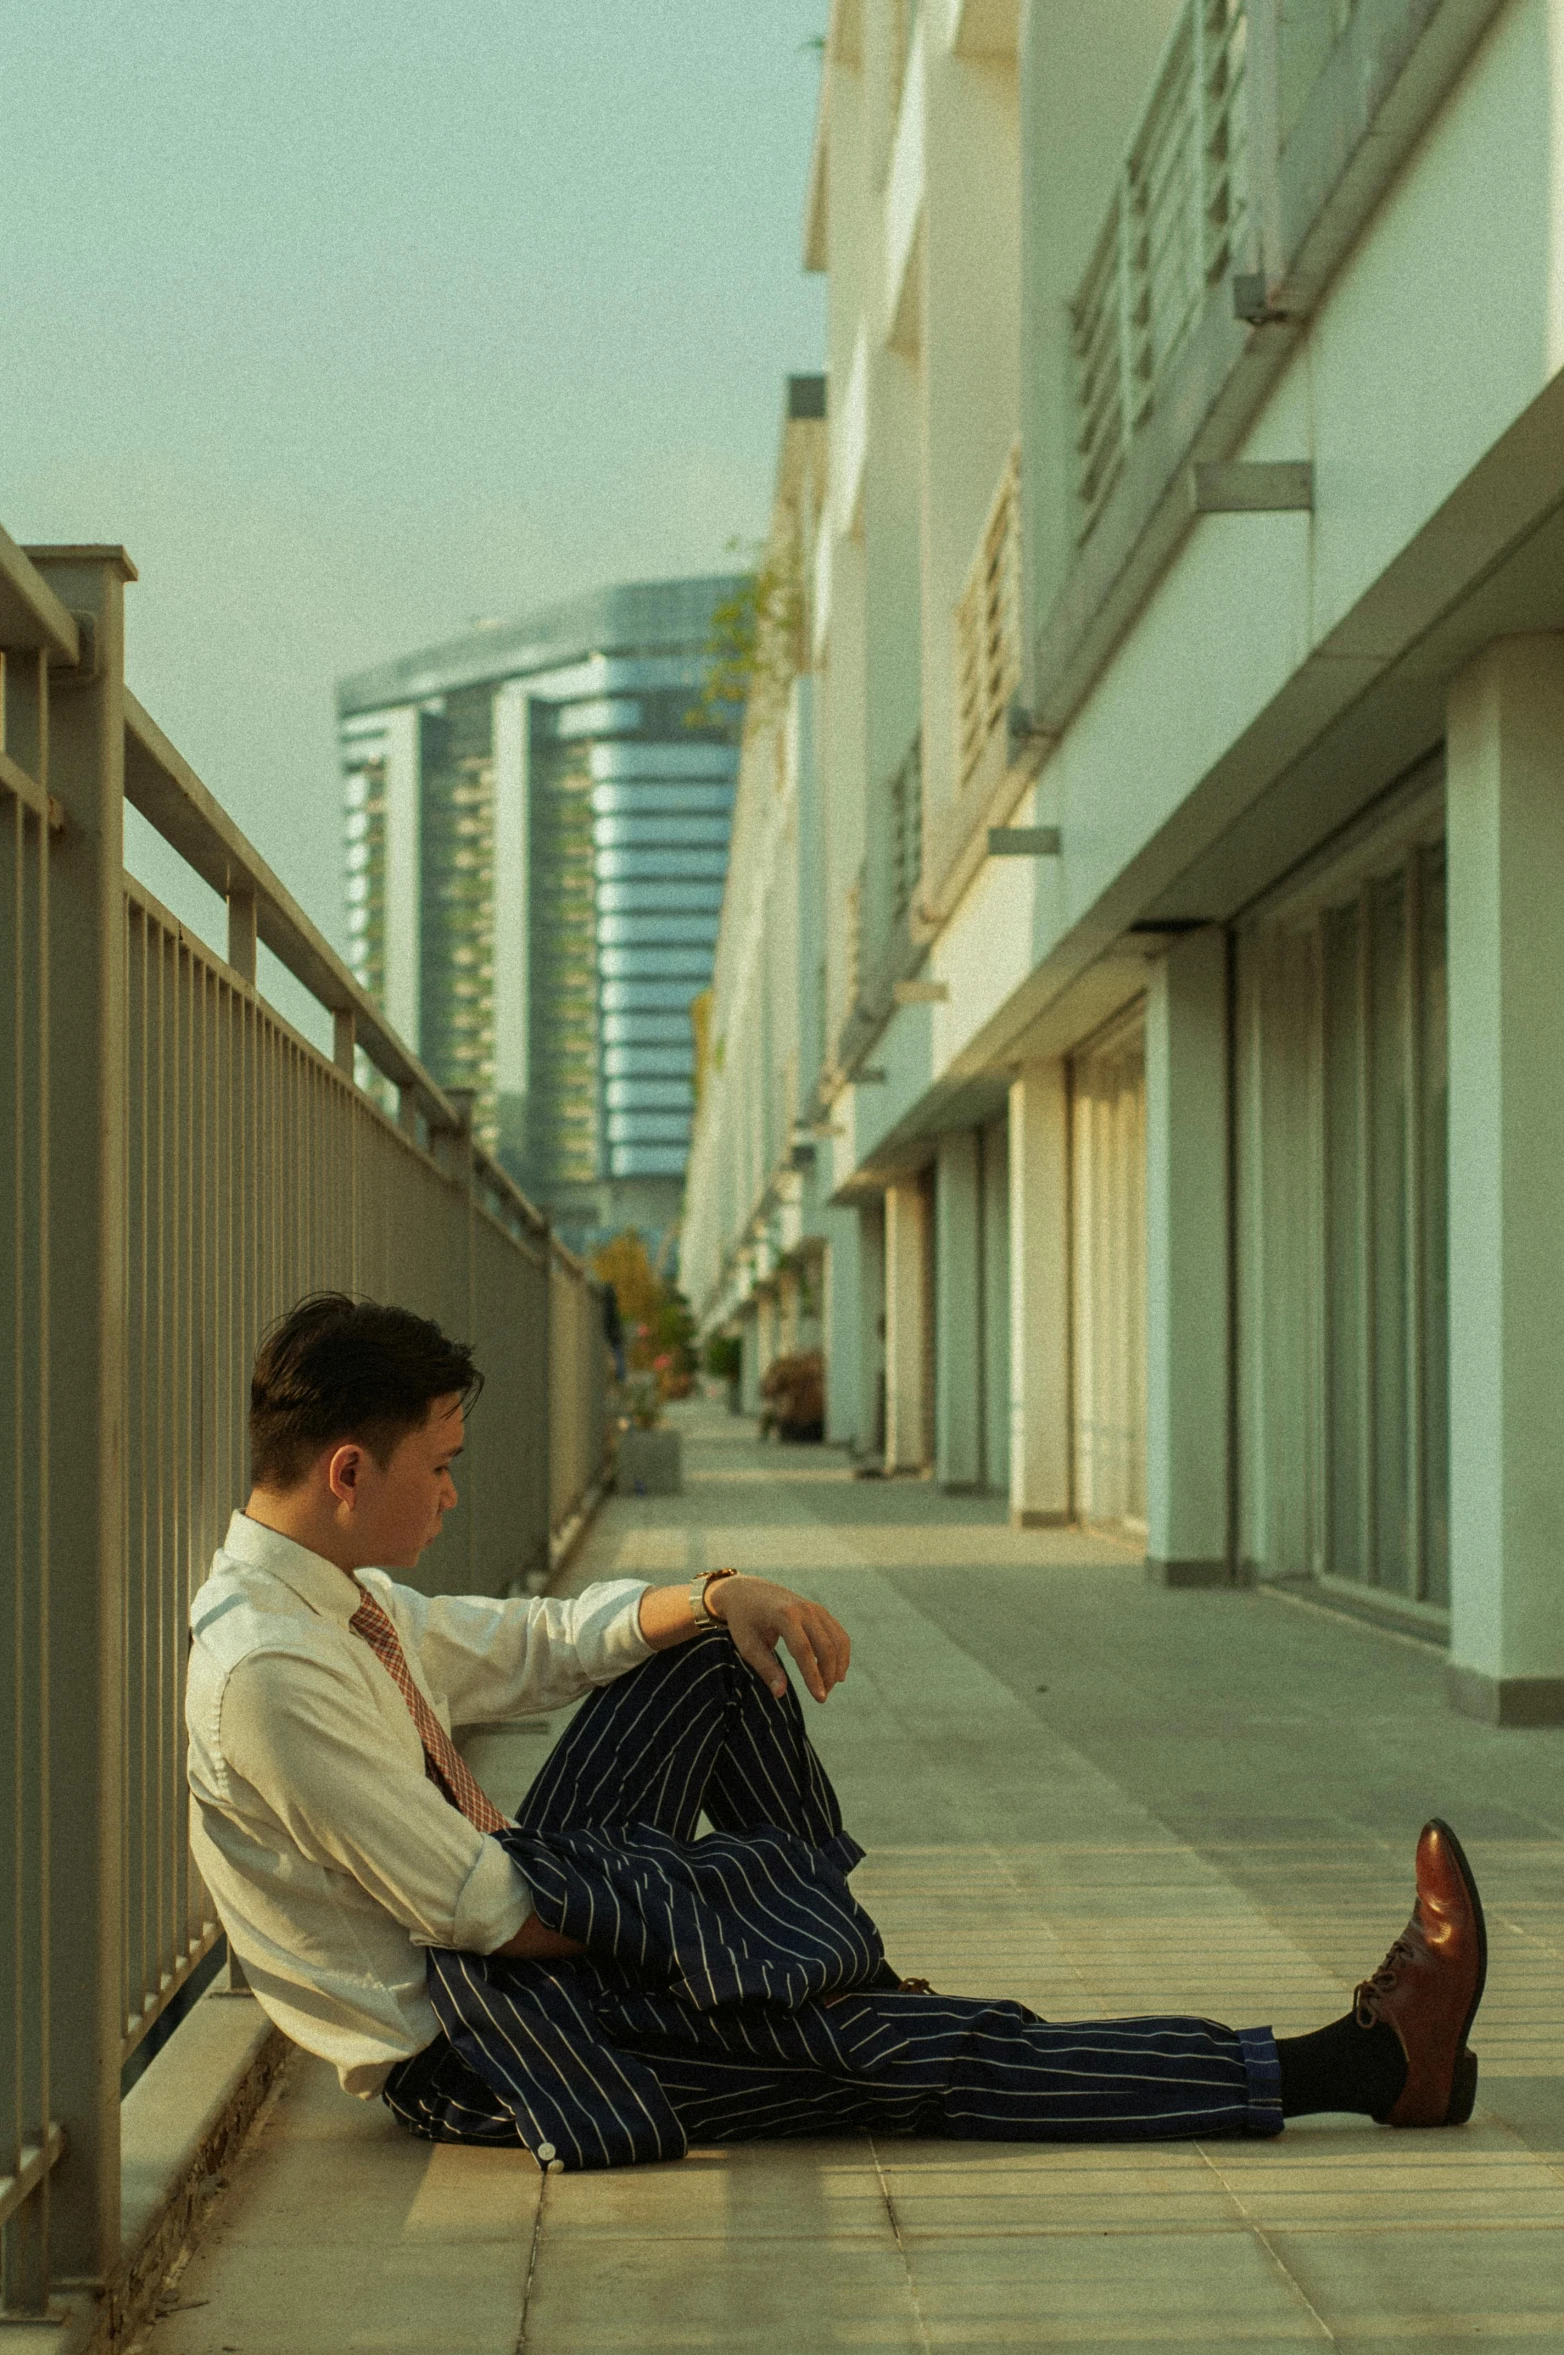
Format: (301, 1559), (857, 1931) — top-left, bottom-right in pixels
(186, 1294), (1488, 2171)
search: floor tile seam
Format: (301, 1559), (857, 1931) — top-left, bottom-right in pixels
(1243, 2214), (1342, 2346)
(1185, 2140), (1295, 2257)
(869, 2135), (936, 2355)
(1151, 2217), (1564, 2235)
(512, 2167), (548, 2353)
(533, 2226), (918, 2245)
(1490, 1920), (1564, 1963)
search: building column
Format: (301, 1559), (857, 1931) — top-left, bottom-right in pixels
(980, 1117), (1012, 1493)
(739, 1304), (762, 1418)
(822, 1208), (859, 1448)
(884, 1179), (930, 1473)
(858, 1198), (887, 1459)
(935, 1131), (982, 1488)
(755, 1287), (780, 1389)
(1008, 1062), (1071, 1525)
(1144, 928), (1232, 1585)
(777, 1265), (800, 1357)
(1446, 636), (1564, 1723)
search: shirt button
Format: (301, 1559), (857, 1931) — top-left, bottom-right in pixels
(536, 2141), (556, 2163)
(546, 2158), (564, 2175)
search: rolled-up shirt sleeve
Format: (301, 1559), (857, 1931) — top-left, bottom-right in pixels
(217, 1647), (534, 1954)
(380, 1576), (654, 1729)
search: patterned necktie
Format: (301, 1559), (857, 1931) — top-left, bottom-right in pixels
(349, 1587), (508, 1834)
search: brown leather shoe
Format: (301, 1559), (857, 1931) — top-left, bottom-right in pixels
(1354, 1818), (1486, 2128)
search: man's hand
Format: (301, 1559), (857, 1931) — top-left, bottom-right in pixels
(707, 1576), (849, 1703)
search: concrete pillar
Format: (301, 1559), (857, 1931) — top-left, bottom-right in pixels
(1446, 636), (1564, 1724)
(858, 1198), (887, 1461)
(980, 1118), (1012, 1493)
(756, 1288), (780, 1385)
(778, 1266), (800, 1357)
(935, 1131), (982, 1488)
(884, 1180), (930, 1473)
(1008, 1062), (1071, 1525)
(739, 1306), (762, 1418)
(822, 1208), (861, 1449)
(1144, 928), (1232, 1586)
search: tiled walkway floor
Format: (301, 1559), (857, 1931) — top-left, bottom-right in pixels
(138, 1405), (1564, 2353)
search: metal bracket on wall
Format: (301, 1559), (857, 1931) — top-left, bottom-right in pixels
(1190, 461), (1313, 513)
(1006, 698), (1055, 768)
(1231, 273), (1295, 327)
(988, 826), (1061, 857)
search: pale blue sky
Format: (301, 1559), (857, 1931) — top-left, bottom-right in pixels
(2, 0), (826, 985)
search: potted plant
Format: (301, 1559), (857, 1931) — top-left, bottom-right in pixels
(759, 1351), (825, 1443)
(703, 1332), (743, 1414)
(614, 1372), (682, 1496)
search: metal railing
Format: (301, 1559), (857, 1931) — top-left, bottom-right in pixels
(0, 526), (610, 2317)
(954, 445), (1022, 791)
(828, 727), (927, 1088)
(888, 730), (923, 931)
(1071, 0), (1250, 542)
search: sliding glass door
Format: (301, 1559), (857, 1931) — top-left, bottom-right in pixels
(1238, 805), (1449, 1615)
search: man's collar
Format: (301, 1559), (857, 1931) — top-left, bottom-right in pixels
(220, 1509), (365, 1627)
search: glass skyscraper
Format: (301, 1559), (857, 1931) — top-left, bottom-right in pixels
(337, 577), (741, 1256)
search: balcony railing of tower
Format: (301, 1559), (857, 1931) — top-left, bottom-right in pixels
(0, 525), (610, 2324)
(953, 450), (1022, 798)
(1070, 0), (1251, 545)
(827, 730), (927, 1095)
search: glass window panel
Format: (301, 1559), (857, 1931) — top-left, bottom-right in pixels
(591, 783), (735, 816)
(594, 816), (733, 848)
(1419, 843), (1451, 1606)
(1369, 869), (1411, 1593)
(1323, 902), (1366, 1581)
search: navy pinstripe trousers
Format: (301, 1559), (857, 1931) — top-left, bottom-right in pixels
(385, 1633), (1282, 2169)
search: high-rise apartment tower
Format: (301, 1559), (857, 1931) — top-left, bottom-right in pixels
(337, 576), (741, 1256)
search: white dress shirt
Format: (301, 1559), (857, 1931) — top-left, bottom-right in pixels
(186, 1511), (652, 2095)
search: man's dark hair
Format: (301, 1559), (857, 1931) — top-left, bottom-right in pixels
(249, 1294), (483, 1491)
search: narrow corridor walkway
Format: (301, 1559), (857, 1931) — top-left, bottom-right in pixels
(137, 1405), (1564, 2353)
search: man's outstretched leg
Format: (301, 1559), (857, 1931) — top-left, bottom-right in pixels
(622, 1817), (1487, 2155)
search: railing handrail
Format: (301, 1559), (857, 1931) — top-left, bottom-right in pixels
(121, 693), (552, 1246)
(3, 525), (556, 1254)
(953, 443), (1022, 792)
(0, 522), (81, 663)
(1068, 0), (1249, 542)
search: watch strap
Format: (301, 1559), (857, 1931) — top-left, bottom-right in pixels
(687, 1565), (738, 1627)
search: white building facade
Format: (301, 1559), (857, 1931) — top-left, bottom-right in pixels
(682, 0), (1564, 1724)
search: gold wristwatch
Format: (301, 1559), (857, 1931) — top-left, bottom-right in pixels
(688, 1565), (738, 1627)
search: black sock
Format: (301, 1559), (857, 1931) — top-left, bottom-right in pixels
(1276, 2014), (1408, 2119)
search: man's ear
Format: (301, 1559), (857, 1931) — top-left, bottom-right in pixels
(325, 1441), (365, 1508)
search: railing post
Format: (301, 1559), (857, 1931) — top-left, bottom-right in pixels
(431, 1091), (478, 1588)
(27, 546), (132, 2289)
(539, 1231), (556, 1574)
(1114, 171), (1137, 458)
(226, 886), (257, 985)
(1243, 0), (1283, 293)
(1, 643), (55, 2320)
(1193, 0), (1210, 286)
